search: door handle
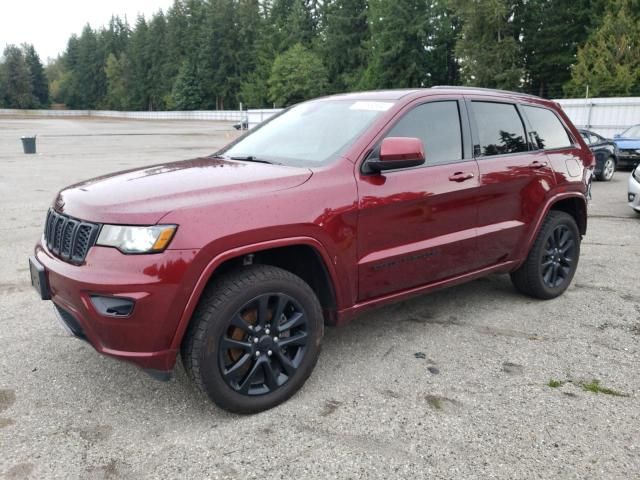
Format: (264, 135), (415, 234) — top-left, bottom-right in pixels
(529, 161), (548, 169)
(448, 172), (475, 182)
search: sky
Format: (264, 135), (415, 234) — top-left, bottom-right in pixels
(0, 0), (175, 63)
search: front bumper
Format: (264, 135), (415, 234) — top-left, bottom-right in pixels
(34, 240), (198, 373)
(617, 152), (640, 169)
(629, 171), (640, 213)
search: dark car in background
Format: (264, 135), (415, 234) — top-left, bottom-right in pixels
(579, 129), (617, 181)
(613, 124), (640, 170)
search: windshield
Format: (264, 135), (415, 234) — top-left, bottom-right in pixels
(622, 125), (640, 138)
(222, 99), (395, 166)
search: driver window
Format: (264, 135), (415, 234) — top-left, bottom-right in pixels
(385, 101), (463, 165)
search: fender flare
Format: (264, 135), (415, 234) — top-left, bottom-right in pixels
(515, 192), (587, 267)
(168, 236), (340, 351)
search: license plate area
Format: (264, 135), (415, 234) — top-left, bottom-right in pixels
(29, 256), (50, 300)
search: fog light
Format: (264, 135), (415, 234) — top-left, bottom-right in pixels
(629, 193), (636, 202)
(90, 295), (135, 317)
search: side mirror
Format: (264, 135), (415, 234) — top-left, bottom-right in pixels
(367, 137), (425, 172)
(614, 133), (621, 139)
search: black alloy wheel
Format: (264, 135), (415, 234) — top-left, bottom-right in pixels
(510, 211), (581, 299)
(219, 293), (309, 396)
(181, 265), (323, 414)
(540, 224), (576, 289)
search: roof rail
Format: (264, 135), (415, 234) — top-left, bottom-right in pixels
(432, 85), (543, 100)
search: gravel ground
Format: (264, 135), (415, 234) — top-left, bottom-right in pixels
(0, 117), (639, 480)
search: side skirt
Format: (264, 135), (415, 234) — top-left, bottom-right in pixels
(335, 259), (521, 326)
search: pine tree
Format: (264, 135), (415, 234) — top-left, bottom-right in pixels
(126, 17), (152, 109)
(171, 59), (205, 109)
(101, 16), (131, 59)
(23, 44), (49, 107)
(0, 45), (35, 108)
(519, 0), (603, 98)
(453, 0), (523, 90)
(424, 0), (460, 86)
(104, 53), (131, 109)
(321, 0), (370, 92)
(75, 25), (107, 108)
(564, 0), (640, 97)
(362, 0), (430, 89)
(147, 12), (170, 109)
(200, 0), (239, 109)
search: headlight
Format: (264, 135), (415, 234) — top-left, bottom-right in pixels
(634, 167), (640, 182)
(96, 225), (177, 253)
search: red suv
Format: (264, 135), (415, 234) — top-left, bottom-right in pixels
(30, 87), (593, 413)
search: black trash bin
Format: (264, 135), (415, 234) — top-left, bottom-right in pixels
(21, 136), (37, 154)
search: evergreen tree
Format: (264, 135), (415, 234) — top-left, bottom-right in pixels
(424, 0), (460, 86)
(101, 16), (131, 59)
(453, 0), (523, 90)
(362, 0), (430, 89)
(0, 45), (35, 108)
(75, 25), (107, 108)
(147, 12), (170, 109)
(239, 1), (279, 107)
(268, 43), (328, 106)
(126, 17), (152, 109)
(165, 0), (190, 87)
(58, 35), (82, 108)
(321, 0), (370, 92)
(519, 0), (603, 98)
(200, 0), (239, 109)
(104, 53), (131, 109)
(171, 59), (205, 109)
(564, 0), (640, 97)
(23, 44), (49, 107)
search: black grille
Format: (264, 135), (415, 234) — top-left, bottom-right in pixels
(44, 209), (99, 264)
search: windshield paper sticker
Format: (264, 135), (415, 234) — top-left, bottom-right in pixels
(349, 101), (394, 112)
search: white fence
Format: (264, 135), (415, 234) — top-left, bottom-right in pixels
(0, 107), (283, 129)
(0, 108), (244, 121)
(555, 97), (640, 138)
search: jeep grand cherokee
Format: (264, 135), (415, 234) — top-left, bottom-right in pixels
(30, 87), (594, 413)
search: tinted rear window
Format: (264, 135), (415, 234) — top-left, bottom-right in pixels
(472, 102), (527, 156)
(523, 105), (573, 150)
(386, 101), (463, 165)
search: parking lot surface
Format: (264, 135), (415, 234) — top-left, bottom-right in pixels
(1, 117), (639, 479)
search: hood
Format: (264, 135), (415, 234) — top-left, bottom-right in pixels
(55, 157), (313, 224)
(614, 138), (640, 149)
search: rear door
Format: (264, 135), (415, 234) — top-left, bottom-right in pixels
(356, 97), (481, 300)
(467, 98), (556, 267)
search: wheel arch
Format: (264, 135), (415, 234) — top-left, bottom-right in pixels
(169, 237), (340, 352)
(548, 195), (587, 236)
(515, 193), (587, 268)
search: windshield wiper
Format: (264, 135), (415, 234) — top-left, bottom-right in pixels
(229, 155), (277, 165)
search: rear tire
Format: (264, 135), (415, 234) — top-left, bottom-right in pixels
(510, 211), (580, 299)
(181, 265), (324, 413)
(595, 156), (615, 181)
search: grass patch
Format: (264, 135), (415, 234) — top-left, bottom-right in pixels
(547, 379), (564, 388)
(580, 379), (628, 397)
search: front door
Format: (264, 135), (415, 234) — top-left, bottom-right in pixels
(356, 99), (480, 301)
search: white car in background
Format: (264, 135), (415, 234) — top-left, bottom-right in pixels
(629, 166), (640, 214)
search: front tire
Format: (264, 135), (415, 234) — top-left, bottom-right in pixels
(595, 156), (615, 181)
(510, 211), (580, 299)
(181, 265), (324, 413)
